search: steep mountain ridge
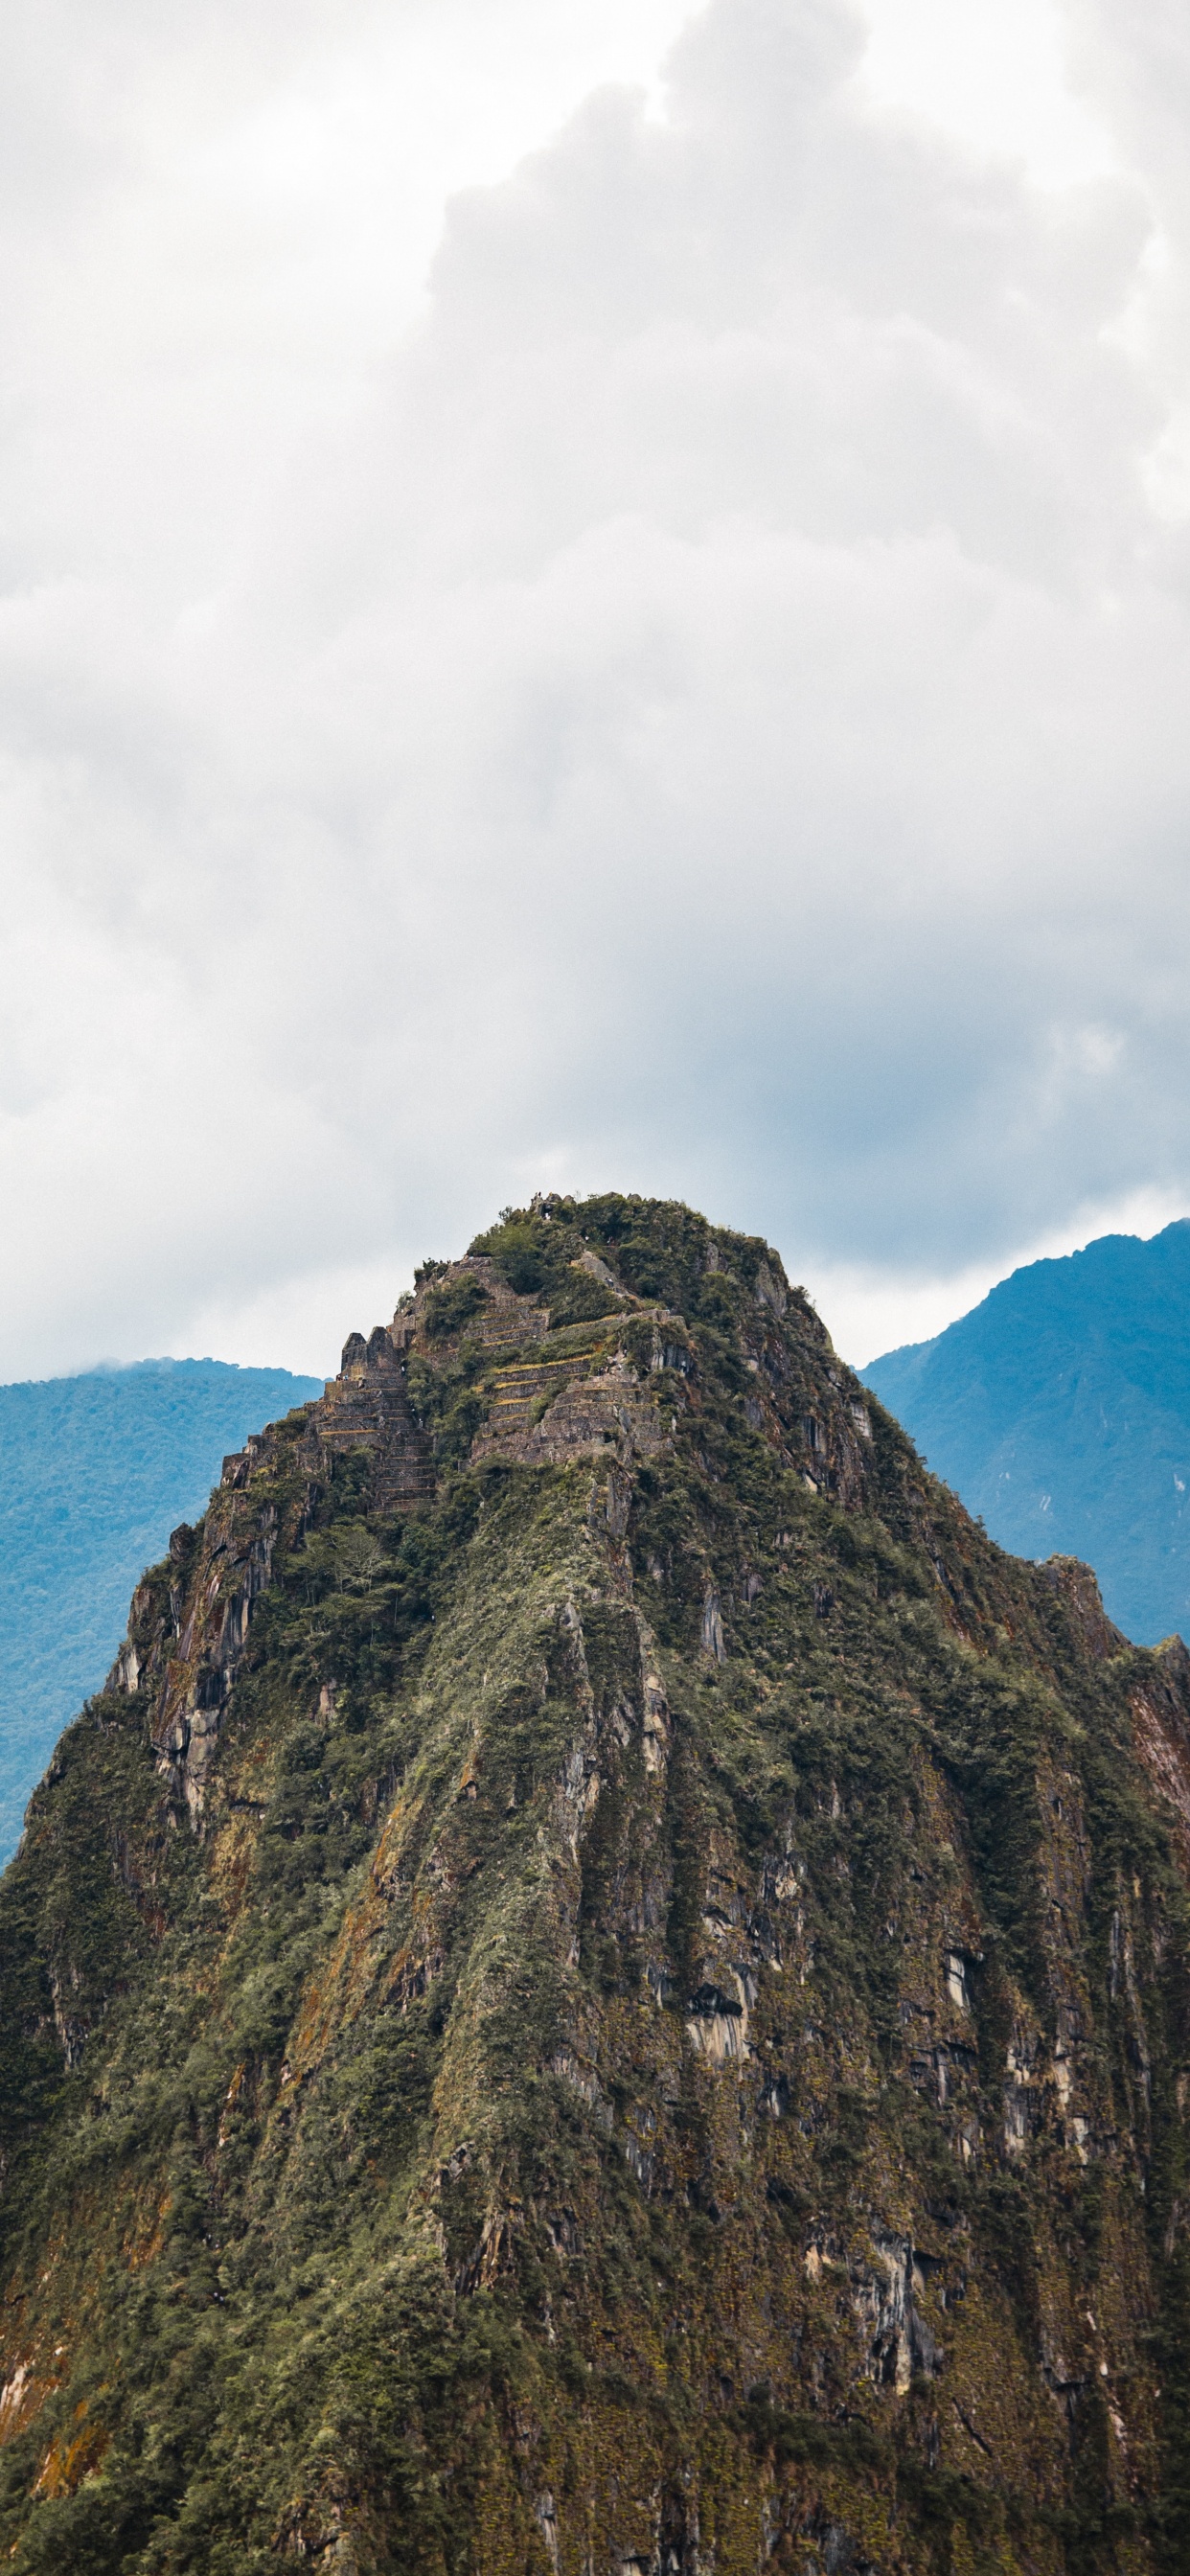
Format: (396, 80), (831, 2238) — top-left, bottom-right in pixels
(0, 1359), (324, 1861)
(862, 1223), (1190, 1645)
(1, 1196), (1190, 2574)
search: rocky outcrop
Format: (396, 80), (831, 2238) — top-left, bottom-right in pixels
(399, 1255), (551, 1357)
(312, 1324), (435, 1511)
(1131, 1634), (1190, 1870)
(474, 1349), (668, 1469)
(149, 1489), (277, 1822)
(1040, 1554), (1129, 1661)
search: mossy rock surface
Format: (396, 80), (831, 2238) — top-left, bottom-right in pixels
(1, 1194), (1189, 2573)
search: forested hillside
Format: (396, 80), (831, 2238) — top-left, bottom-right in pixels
(864, 1221), (1190, 1644)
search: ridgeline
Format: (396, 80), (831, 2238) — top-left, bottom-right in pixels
(863, 1221), (1190, 1646)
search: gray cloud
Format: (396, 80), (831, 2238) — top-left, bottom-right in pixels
(1, 0), (1188, 1373)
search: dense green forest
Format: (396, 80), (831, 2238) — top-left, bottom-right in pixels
(864, 1220), (1190, 1645)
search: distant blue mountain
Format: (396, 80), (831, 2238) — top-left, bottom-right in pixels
(0, 1358), (323, 1863)
(862, 1220), (1190, 1648)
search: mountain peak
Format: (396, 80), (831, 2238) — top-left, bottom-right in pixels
(1, 1195), (1189, 2570)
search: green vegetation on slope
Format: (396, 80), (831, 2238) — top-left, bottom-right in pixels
(0, 1360), (324, 1863)
(862, 1221), (1190, 1646)
(0, 1197), (1188, 2573)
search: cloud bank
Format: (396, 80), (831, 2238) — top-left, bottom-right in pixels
(3, 0), (1189, 1373)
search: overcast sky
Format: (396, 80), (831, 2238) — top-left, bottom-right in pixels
(3, 0), (1189, 1378)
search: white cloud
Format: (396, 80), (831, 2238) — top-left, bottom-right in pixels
(2, 0), (1190, 1379)
(859, 0), (1118, 187)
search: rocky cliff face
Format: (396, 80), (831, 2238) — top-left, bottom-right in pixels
(1, 1194), (1190, 2576)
